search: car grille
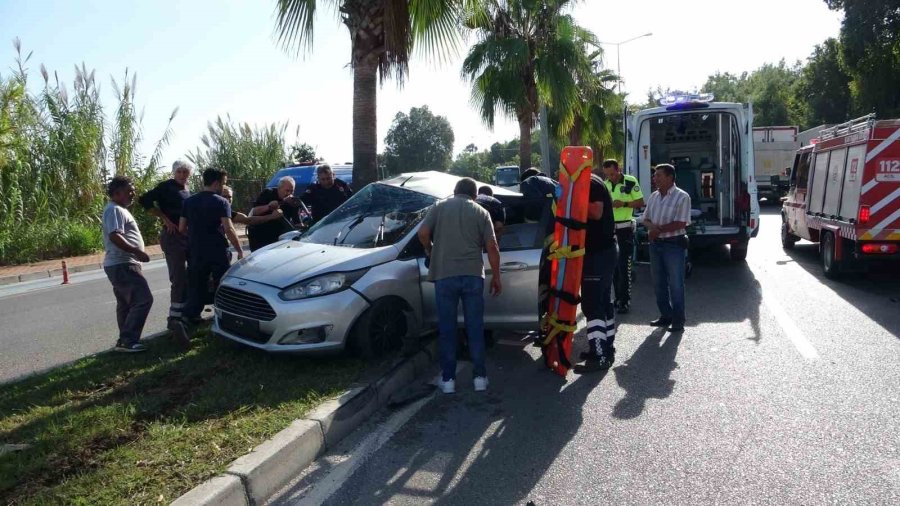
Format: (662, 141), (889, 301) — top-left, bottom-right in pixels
(215, 286), (276, 321)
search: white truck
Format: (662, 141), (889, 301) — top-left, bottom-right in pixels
(753, 126), (799, 202)
(626, 93), (760, 261)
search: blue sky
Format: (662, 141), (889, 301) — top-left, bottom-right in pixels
(1, 0), (843, 171)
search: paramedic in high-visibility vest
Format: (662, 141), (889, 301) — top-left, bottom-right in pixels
(602, 159), (644, 314)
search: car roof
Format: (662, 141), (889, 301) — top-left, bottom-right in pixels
(380, 171), (522, 199)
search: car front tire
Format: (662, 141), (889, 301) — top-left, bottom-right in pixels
(349, 298), (407, 360)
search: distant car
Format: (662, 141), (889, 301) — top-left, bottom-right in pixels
(265, 163), (354, 197)
(213, 171), (548, 358)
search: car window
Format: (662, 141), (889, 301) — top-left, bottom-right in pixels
(499, 222), (542, 251)
(300, 183), (436, 248)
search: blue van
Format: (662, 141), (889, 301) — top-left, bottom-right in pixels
(265, 163), (354, 197)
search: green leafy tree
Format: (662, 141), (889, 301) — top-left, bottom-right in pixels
(701, 72), (748, 103)
(289, 141), (318, 163)
(462, 0), (594, 171)
(795, 38), (852, 126)
(383, 105), (455, 175)
(825, 0), (900, 117)
(274, 0), (472, 190)
(701, 61), (802, 126)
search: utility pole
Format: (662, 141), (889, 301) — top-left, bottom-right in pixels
(539, 105), (551, 177)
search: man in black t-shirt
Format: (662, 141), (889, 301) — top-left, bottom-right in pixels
(172, 168), (244, 345)
(302, 164), (352, 224)
(579, 172), (619, 371)
(248, 176), (302, 251)
(138, 159), (192, 329)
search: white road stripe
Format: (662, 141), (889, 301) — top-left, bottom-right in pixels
(290, 391), (436, 506)
(865, 128), (900, 163)
(759, 285), (819, 360)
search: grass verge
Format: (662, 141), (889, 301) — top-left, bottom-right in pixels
(0, 329), (363, 505)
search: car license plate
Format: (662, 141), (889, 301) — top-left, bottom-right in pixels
(220, 313), (262, 341)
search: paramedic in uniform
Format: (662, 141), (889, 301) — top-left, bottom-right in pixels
(601, 159), (644, 314)
(643, 164), (691, 333)
(578, 171), (619, 372)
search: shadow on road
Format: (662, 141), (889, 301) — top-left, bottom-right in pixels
(612, 328), (681, 420)
(782, 242), (900, 337)
(321, 334), (607, 506)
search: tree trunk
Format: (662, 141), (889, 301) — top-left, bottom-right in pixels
(353, 57), (379, 189)
(518, 115), (532, 172)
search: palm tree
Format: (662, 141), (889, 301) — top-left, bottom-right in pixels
(549, 41), (622, 161)
(461, 0), (593, 172)
(274, 0), (469, 189)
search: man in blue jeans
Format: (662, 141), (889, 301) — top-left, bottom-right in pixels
(418, 178), (502, 394)
(642, 164), (691, 332)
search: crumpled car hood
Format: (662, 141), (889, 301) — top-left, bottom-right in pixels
(225, 240), (398, 288)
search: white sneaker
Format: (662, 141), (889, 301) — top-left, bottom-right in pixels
(438, 378), (455, 394)
(473, 376), (489, 392)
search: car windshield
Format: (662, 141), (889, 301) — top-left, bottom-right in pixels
(496, 169), (519, 186)
(300, 183), (436, 248)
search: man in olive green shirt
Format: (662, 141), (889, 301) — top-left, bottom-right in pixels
(418, 178), (501, 394)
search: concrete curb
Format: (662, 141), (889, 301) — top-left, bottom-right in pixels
(0, 253), (166, 285)
(171, 338), (438, 506)
(0, 237), (255, 285)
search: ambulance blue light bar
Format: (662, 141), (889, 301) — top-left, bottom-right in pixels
(659, 93), (714, 110)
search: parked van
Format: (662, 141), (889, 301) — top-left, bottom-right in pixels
(781, 114), (900, 277)
(626, 93), (760, 261)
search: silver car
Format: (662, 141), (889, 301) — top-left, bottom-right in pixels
(213, 171), (545, 357)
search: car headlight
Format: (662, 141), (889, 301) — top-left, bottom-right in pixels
(278, 269), (369, 301)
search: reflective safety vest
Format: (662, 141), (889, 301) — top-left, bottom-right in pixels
(605, 174), (644, 223)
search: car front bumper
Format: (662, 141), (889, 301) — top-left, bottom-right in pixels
(212, 276), (370, 354)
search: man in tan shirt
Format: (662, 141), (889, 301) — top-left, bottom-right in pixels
(418, 178), (501, 394)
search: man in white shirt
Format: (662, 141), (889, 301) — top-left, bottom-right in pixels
(102, 176), (153, 352)
(642, 164), (691, 332)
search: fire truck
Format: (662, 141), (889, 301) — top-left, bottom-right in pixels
(781, 114), (900, 277)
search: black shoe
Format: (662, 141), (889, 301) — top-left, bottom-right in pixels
(115, 341), (147, 353)
(579, 350), (599, 361)
(616, 303), (630, 314)
(169, 319), (192, 348)
(576, 354), (614, 373)
(669, 323), (685, 332)
(650, 318), (672, 327)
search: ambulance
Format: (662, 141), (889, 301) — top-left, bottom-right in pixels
(626, 93), (760, 261)
(781, 114), (900, 277)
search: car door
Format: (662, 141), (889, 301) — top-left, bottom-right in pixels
(482, 221), (542, 331)
(416, 221), (542, 331)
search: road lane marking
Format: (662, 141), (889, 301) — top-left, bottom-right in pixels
(288, 390), (436, 506)
(759, 285), (819, 360)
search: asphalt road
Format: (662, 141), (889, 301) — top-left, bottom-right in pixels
(0, 261), (172, 383)
(270, 207), (900, 505)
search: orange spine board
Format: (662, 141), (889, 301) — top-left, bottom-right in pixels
(543, 146), (593, 377)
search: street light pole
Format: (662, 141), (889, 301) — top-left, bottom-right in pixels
(598, 32), (652, 168)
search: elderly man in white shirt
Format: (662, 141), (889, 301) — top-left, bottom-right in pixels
(642, 164), (691, 332)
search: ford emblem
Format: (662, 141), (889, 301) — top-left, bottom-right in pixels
(238, 281), (247, 286)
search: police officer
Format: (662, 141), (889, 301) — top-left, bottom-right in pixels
(138, 159), (192, 330)
(601, 159), (644, 314)
(302, 164), (352, 224)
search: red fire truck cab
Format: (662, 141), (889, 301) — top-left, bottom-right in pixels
(781, 114), (900, 277)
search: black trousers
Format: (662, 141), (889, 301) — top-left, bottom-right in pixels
(614, 227), (635, 307)
(582, 244), (619, 356)
(184, 250), (229, 321)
